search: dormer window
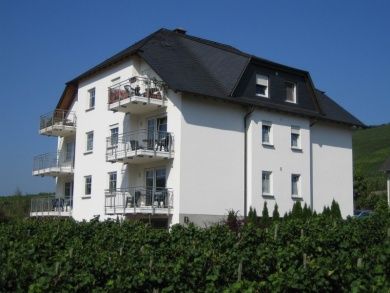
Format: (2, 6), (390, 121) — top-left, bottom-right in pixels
(256, 74), (269, 98)
(285, 82), (296, 103)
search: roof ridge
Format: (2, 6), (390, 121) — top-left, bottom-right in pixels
(169, 29), (309, 75)
(171, 29), (251, 58)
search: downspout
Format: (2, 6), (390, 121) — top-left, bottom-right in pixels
(244, 106), (255, 219)
(309, 119), (318, 212)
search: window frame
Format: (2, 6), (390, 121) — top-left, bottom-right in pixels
(65, 141), (75, 162)
(291, 126), (301, 150)
(88, 88), (96, 110)
(285, 81), (297, 103)
(261, 121), (273, 146)
(255, 74), (269, 98)
(291, 174), (301, 198)
(262, 171), (273, 196)
(110, 127), (119, 147)
(85, 131), (94, 153)
(84, 176), (92, 196)
(108, 172), (117, 192)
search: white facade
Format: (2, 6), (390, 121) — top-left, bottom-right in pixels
(32, 55), (355, 224)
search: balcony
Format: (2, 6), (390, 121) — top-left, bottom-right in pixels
(30, 196), (73, 217)
(105, 187), (173, 215)
(107, 76), (167, 114)
(39, 109), (76, 137)
(106, 130), (174, 164)
(33, 152), (74, 177)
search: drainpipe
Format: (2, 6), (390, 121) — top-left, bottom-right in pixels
(244, 106), (255, 219)
(309, 119), (317, 212)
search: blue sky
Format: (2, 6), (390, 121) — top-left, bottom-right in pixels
(0, 0), (389, 195)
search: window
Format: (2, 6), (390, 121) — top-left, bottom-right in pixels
(86, 131), (94, 152)
(291, 126), (301, 149)
(108, 172), (117, 191)
(262, 171), (272, 195)
(88, 88), (95, 109)
(85, 176), (92, 195)
(256, 74), (269, 97)
(285, 82), (296, 103)
(110, 127), (119, 146)
(291, 174), (301, 197)
(262, 122), (272, 145)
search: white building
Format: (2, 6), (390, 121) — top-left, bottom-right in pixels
(31, 28), (364, 226)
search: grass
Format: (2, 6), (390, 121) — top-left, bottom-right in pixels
(353, 123), (390, 190)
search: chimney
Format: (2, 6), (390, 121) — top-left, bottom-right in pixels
(173, 28), (187, 35)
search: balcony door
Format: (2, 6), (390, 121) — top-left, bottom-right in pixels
(145, 168), (166, 205)
(147, 116), (167, 150)
(64, 181), (73, 198)
(65, 141), (75, 162)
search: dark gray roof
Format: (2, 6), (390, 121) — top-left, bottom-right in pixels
(380, 158), (390, 172)
(64, 28), (364, 127)
(315, 90), (364, 126)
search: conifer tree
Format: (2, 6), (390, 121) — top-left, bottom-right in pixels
(247, 207), (258, 225)
(330, 199), (342, 219)
(291, 201), (303, 219)
(272, 203), (280, 220)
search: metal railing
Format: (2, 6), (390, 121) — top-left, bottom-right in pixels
(33, 151), (74, 173)
(105, 187), (173, 214)
(108, 76), (167, 105)
(30, 196), (73, 215)
(39, 109), (76, 131)
(106, 130), (174, 161)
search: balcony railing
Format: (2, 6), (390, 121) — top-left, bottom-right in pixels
(107, 76), (167, 113)
(33, 151), (74, 176)
(39, 109), (76, 136)
(30, 196), (73, 217)
(105, 187), (173, 215)
(106, 130), (174, 163)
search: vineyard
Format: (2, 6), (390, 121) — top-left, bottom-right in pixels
(1, 202), (389, 292)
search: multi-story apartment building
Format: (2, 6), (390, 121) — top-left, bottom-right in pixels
(31, 28), (364, 226)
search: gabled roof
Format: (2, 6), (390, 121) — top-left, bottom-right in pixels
(380, 157), (390, 172)
(57, 28), (364, 127)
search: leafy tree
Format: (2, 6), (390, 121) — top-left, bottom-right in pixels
(0, 208), (8, 222)
(354, 173), (368, 198)
(272, 203), (280, 220)
(375, 197), (389, 213)
(14, 187), (23, 196)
